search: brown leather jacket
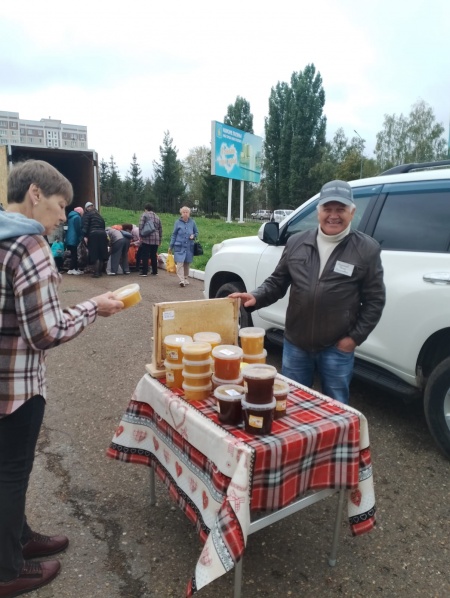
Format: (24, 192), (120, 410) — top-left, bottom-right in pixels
(251, 228), (386, 351)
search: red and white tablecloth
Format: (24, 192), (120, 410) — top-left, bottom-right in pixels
(107, 374), (375, 595)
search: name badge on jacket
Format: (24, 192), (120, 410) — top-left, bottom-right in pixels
(334, 260), (354, 276)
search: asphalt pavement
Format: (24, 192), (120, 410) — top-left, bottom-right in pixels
(27, 269), (450, 597)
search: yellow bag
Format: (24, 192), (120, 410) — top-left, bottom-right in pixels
(166, 250), (176, 274)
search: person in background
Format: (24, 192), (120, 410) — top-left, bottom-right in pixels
(138, 204), (162, 277)
(120, 224), (133, 275)
(169, 206), (198, 287)
(105, 227), (126, 276)
(130, 223), (141, 270)
(50, 235), (65, 272)
(0, 160), (123, 597)
(81, 202), (108, 278)
(230, 180), (386, 404)
(65, 206), (84, 275)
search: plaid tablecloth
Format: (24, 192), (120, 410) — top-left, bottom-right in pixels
(107, 374), (375, 595)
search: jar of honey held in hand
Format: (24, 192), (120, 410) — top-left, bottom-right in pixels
(112, 283), (142, 309)
(212, 345), (243, 380)
(164, 335), (193, 364)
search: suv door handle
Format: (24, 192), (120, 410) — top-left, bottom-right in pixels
(423, 272), (450, 285)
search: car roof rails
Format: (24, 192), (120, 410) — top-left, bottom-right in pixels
(381, 159), (450, 175)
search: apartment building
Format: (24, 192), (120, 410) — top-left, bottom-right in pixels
(0, 111), (88, 150)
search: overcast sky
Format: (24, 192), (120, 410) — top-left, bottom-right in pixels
(1, 0), (449, 178)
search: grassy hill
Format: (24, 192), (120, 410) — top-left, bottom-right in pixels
(101, 207), (262, 271)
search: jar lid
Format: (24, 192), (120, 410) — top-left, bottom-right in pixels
(242, 364), (277, 380)
(242, 398), (276, 410)
(181, 341), (212, 355)
(273, 379), (290, 395)
(182, 357), (213, 366)
(182, 369), (213, 379)
(214, 385), (246, 401)
(239, 327), (266, 339)
(164, 359), (184, 370)
(182, 381), (213, 392)
(193, 331), (222, 344)
(212, 373), (244, 386)
(164, 334), (193, 347)
(212, 344), (243, 360)
(242, 349), (267, 360)
(113, 283), (140, 299)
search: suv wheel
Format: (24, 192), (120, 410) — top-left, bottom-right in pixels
(424, 357), (450, 459)
(215, 281), (253, 329)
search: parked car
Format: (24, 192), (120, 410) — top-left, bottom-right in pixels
(271, 209), (293, 223)
(251, 210), (271, 220)
(204, 160), (450, 458)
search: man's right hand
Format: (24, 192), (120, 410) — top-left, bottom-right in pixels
(228, 292), (256, 307)
(91, 292), (124, 317)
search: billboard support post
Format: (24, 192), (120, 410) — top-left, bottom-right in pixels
(227, 179), (233, 223)
(239, 181), (244, 223)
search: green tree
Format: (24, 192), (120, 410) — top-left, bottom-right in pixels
(265, 64), (326, 208)
(101, 156), (122, 207)
(153, 131), (186, 213)
(183, 146), (210, 209)
(224, 96), (254, 132)
(375, 99), (447, 170)
(124, 154), (145, 211)
(99, 158), (111, 205)
(201, 150), (227, 215)
(264, 82), (289, 208)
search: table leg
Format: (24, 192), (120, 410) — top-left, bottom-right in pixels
(328, 489), (346, 566)
(149, 466), (156, 506)
(234, 557), (243, 598)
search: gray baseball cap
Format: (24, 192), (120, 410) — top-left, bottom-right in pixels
(318, 180), (354, 206)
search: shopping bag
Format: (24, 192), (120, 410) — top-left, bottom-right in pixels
(193, 241), (204, 256)
(166, 250), (176, 274)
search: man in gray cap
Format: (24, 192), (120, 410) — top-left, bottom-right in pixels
(230, 179), (385, 404)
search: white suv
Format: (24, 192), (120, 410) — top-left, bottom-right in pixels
(272, 209), (294, 223)
(204, 161), (450, 458)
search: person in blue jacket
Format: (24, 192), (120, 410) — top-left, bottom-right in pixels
(65, 206), (84, 274)
(169, 206), (198, 287)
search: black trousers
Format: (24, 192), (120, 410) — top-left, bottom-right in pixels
(0, 396), (45, 581)
(140, 243), (158, 275)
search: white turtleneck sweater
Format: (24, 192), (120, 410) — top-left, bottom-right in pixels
(316, 224), (351, 277)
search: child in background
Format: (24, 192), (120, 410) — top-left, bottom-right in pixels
(51, 236), (65, 272)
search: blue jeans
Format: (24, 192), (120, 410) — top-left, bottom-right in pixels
(282, 339), (354, 404)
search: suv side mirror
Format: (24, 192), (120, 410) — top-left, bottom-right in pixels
(261, 221), (279, 245)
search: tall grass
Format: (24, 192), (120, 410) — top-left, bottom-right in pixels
(101, 207), (262, 271)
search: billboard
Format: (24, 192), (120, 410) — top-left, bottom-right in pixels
(211, 121), (263, 183)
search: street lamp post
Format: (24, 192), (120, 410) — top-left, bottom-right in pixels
(354, 129), (365, 179)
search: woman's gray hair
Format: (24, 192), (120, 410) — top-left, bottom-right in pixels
(180, 206), (191, 214)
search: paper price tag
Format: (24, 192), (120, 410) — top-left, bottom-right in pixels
(163, 310), (175, 320)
